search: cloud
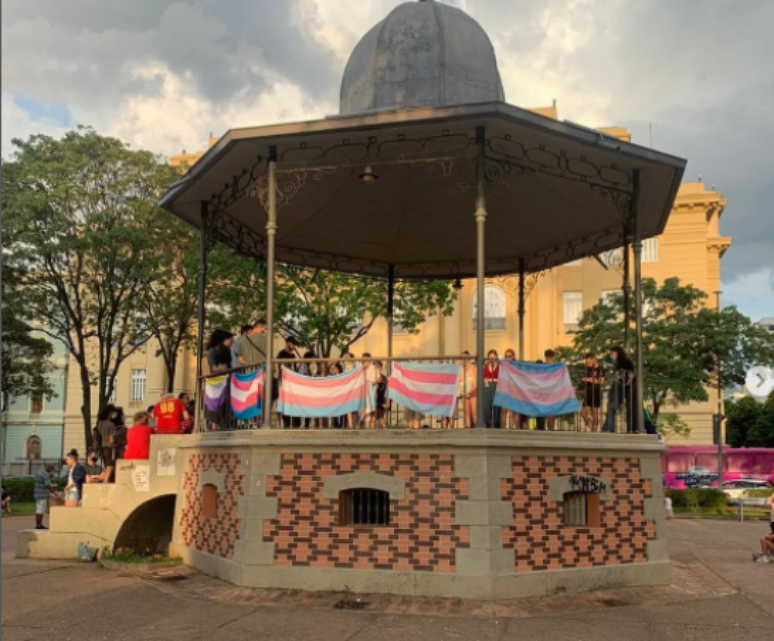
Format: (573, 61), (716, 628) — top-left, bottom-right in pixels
(1, 0), (773, 319)
(722, 268), (774, 322)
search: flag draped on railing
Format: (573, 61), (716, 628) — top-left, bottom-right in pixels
(204, 374), (229, 422)
(388, 362), (461, 418)
(230, 368), (263, 420)
(278, 366), (366, 418)
(494, 360), (580, 417)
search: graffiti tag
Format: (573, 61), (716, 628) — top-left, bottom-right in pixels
(569, 475), (607, 494)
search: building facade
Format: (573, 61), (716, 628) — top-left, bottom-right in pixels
(1, 335), (69, 475)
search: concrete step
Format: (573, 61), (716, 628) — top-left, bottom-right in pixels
(16, 528), (110, 560)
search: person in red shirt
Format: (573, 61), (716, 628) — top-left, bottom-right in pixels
(124, 411), (154, 460)
(152, 393), (190, 434)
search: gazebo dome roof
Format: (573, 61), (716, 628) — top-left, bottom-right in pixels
(340, 0), (505, 115)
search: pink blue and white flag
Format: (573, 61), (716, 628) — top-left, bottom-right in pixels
(204, 374), (229, 418)
(388, 362), (461, 418)
(230, 368), (264, 420)
(494, 361), (580, 417)
(278, 365), (365, 418)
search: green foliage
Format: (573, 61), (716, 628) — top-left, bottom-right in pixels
(101, 548), (183, 564)
(1, 478), (35, 502)
(560, 277), (774, 434)
(725, 392), (774, 448)
(667, 488), (728, 509)
(742, 488), (774, 498)
(3, 127), (180, 444)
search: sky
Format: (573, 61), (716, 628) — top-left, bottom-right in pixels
(2, 0), (773, 320)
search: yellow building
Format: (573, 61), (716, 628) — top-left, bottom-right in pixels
(61, 106), (730, 453)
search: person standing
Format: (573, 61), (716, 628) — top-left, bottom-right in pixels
(33, 463), (57, 529)
(460, 351), (478, 428)
(342, 353), (358, 428)
(232, 324), (253, 368)
(95, 405), (118, 481)
(125, 411), (155, 460)
(602, 346), (634, 433)
(581, 353), (604, 432)
(233, 320), (268, 368)
(63, 450), (87, 506)
(501, 348), (522, 429)
(153, 393), (189, 434)
(483, 350), (501, 428)
(207, 329), (235, 374)
(361, 353), (378, 428)
(543, 350), (558, 431)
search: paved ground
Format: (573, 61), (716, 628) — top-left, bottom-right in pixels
(2, 517), (773, 640)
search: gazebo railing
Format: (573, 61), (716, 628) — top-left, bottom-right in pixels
(196, 358), (639, 435)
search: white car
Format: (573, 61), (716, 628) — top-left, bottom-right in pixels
(722, 479), (771, 502)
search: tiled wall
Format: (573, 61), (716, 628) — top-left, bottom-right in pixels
(263, 453), (469, 572)
(180, 453), (245, 559)
(502, 455), (656, 572)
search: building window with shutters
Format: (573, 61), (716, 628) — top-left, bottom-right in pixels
(563, 491), (601, 528)
(562, 292), (583, 332)
(30, 392), (44, 415)
(27, 435), (43, 460)
(202, 484), (218, 519)
(131, 369), (146, 402)
(642, 238), (659, 263)
(472, 284), (507, 331)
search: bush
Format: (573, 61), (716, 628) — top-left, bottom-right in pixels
(1, 478), (35, 502)
(667, 488), (728, 509)
(743, 488), (774, 498)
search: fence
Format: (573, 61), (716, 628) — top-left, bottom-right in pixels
(197, 357), (638, 434)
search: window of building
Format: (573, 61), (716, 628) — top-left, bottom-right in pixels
(26, 435), (43, 460)
(600, 249), (622, 267)
(30, 392), (44, 414)
(642, 238), (659, 263)
(562, 292), (583, 332)
(202, 484), (218, 519)
(472, 284), (506, 331)
(130, 369), (146, 402)
(563, 491), (601, 527)
(600, 289), (619, 306)
(338, 488), (391, 526)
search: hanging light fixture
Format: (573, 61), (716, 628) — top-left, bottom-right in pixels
(453, 278), (463, 291)
(359, 165), (378, 184)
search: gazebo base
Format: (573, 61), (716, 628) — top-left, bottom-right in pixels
(19, 430), (670, 600)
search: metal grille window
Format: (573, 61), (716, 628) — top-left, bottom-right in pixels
(30, 392), (43, 414)
(563, 291), (583, 332)
(563, 491), (601, 527)
(130, 369), (146, 402)
(472, 284), (506, 331)
(339, 489), (391, 526)
(642, 238), (659, 263)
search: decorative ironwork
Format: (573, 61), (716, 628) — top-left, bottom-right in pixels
(486, 269), (551, 301)
(207, 154), (266, 215)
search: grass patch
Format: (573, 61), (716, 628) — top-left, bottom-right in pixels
(1, 502), (37, 517)
(101, 548), (183, 565)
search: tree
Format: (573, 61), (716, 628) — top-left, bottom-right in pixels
(558, 277), (774, 436)
(3, 128), (179, 446)
(1, 162), (56, 412)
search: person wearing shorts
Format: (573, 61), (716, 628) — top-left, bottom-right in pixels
(33, 463), (56, 529)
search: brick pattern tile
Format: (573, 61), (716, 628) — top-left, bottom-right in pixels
(180, 453), (245, 560)
(502, 456), (656, 572)
(263, 453), (469, 572)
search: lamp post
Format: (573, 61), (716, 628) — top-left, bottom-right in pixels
(715, 290), (724, 489)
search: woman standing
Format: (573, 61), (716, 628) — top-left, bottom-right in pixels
(602, 346), (634, 433)
(501, 348), (522, 429)
(483, 350), (501, 428)
(63, 450), (87, 506)
(206, 329), (235, 374)
(460, 351), (478, 428)
(581, 353), (604, 431)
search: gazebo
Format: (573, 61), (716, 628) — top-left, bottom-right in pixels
(160, 0), (686, 429)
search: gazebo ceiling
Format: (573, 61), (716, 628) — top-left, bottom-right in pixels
(159, 101), (686, 279)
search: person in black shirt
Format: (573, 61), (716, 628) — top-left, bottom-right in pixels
(206, 329), (234, 373)
(602, 346), (634, 433)
(581, 353), (604, 432)
(277, 336), (300, 428)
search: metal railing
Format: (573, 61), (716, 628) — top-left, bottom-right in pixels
(196, 357), (640, 434)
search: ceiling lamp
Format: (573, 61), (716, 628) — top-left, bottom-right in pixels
(359, 165), (378, 184)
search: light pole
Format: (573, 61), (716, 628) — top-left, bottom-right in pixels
(715, 290), (724, 489)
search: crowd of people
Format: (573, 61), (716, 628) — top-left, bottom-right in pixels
(201, 322), (640, 433)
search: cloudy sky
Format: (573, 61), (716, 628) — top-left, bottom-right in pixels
(2, 0), (772, 320)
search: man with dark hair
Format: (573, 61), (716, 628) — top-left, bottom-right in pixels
(544, 349), (556, 363)
(277, 336), (300, 427)
(33, 463), (57, 529)
(234, 320), (268, 367)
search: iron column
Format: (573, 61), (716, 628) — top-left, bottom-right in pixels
(387, 264), (395, 372)
(475, 127), (487, 428)
(263, 146), (278, 427)
(632, 169), (644, 434)
(195, 200), (209, 431)
(518, 258), (526, 361)
(623, 229), (632, 351)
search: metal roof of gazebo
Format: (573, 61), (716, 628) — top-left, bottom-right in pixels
(161, 0), (687, 430)
(159, 100), (685, 279)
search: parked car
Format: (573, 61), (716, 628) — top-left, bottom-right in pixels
(722, 479), (772, 503)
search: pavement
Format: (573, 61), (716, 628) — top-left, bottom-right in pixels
(1, 516), (773, 641)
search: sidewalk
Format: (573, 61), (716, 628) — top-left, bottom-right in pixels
(2, 516), (773, 640)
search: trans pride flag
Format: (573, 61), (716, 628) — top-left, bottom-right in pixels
(230, 368), (263, 420)
(494, 361), (580, 417)
(388, 362), (461, 418)
(278, 366), (365, 418)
